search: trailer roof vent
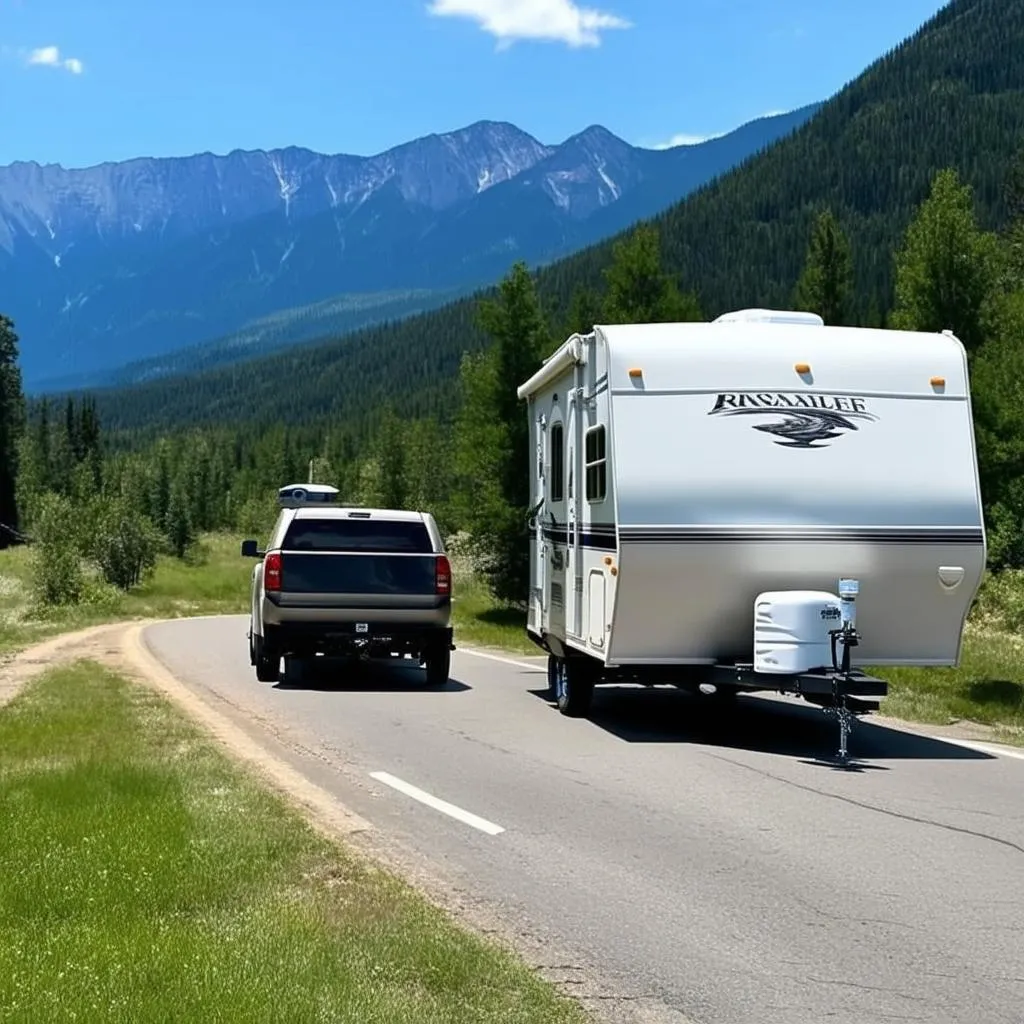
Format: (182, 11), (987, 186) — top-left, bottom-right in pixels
(713, 308), (825, 327)
(277, 483), (340, 508)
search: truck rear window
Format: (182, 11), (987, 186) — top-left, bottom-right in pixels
(282, 517), (433, 554)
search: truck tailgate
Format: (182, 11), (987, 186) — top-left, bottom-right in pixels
(275, 551), (441, 610)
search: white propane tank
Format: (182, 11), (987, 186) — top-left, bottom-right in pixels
(753, 590), (843, 675)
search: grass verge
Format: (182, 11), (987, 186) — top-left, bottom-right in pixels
(0, 661), (587, 1024)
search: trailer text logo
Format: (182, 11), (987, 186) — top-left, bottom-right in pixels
(708, 392), (877, 449)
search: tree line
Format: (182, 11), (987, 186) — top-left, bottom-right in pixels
(4, 158), (1024, 613)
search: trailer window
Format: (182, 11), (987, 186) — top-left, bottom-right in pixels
(585, 426), (607, 503)
(550, 423), (565, 502)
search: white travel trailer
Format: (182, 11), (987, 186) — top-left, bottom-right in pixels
(516, 309), (987, 761)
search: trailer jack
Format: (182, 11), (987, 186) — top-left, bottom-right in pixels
(825, 605), (861, 767)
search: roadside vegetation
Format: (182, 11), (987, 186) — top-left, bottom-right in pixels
(0, 661), (585, 1024)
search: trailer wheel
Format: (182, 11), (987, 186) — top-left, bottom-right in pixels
(254, 635), (280, 683)
(554, 657), (595, 718)
(424, 646), (451, 687)
(546, 654), (560, 699)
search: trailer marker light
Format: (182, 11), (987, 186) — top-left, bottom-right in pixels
(930, 376), (946, 388)
(603, 556), (613, 565)
(628, 367), (643, 378)
(794, 362), (811, 375)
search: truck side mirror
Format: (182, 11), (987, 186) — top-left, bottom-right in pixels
(241, 539), (263, 558)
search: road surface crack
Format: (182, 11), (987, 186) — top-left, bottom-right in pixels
(707, 753), (1024, 857)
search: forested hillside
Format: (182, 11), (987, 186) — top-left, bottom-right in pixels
(85, 0), (1024, 441)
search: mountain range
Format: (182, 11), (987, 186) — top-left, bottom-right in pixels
(1, 105), (820, 390)
(85, 0), (1024, 445)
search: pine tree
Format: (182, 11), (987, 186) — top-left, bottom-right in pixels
(373, 405), (408, 510)
(454, 262), (549, 604)
(0, 314), (25, 547)
(792, 208), (854, 325)
(564, 285), (603, 336)
(602, 224), (703, 324)
(890, 168), (1002, 351)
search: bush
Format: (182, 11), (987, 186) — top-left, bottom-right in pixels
(970, 569), (1024, 635)
(86, 495), (160, 590)
(29, 492), (86, 607)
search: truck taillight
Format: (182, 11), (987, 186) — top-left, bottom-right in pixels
(264, 551), (282, 592)
(435, 555), (451, 596)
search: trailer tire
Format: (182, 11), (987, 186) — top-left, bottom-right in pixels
(554, 656), (595, 718)
(546, 654), (560, 699)
(254, 634), (280, 683)
(424, 646), (451, 688)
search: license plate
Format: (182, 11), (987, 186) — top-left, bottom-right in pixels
(355, 623), (369, 634)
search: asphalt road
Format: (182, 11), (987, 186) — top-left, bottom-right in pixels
(144, 615), (1024, 1024)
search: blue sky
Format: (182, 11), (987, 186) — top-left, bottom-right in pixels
(0, 0), (948, 168)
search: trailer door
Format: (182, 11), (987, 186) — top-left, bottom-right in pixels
(547, 409), (567, 640)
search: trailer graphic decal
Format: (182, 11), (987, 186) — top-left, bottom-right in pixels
(708, 392), (877, 448)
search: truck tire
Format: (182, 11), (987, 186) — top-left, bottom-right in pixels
(281, 655), (306, 687)
(554, 656), (595, 717)
(254, 634), (280, 683)
(424, 645), (451, 687)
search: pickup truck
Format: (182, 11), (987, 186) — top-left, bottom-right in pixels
(241, 503), (454, 686)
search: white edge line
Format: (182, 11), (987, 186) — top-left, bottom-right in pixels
(459, 647), (544, 672)
(923, 735), (1024, 762)
(369, 771), (506, 835)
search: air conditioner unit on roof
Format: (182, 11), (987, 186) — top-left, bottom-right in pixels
(713, 308), (825, 327)
(277, 483), (340, 508)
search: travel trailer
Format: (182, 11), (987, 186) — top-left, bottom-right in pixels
(516, 309), (986, 762)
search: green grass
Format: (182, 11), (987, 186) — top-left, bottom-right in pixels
(0, 662), (587, 1024)
(0, 533), (253, 656)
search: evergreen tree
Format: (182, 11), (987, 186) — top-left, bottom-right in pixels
(563, 285), (603, 336)
(373, 405), (408, 510)
(602, 224), (703, 324)
(792, 208), (854, 325)
(165, 475), (195, 558)
(454, 261), (549, 603)
(890, 168), (1002, 351)
(0, 313), (25, 547)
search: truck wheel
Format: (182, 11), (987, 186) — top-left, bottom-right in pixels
(281, 656), (308, 686)
(554, 656), (595, 718)
(424, 646), (451, 687)
(254, 635), (280, 683)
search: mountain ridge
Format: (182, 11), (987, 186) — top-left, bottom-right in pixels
(82, 0), (1024, 442)
(3, 106), (821, 390)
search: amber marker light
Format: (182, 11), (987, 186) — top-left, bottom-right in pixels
(628, 367), (643, 378)
(930, 376), (946, 387)
(795, 362), (811, 375)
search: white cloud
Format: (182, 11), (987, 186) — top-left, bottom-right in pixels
(651, 132), (725, 150)
(426, 0), (631, 49)
(649, 108), (797, 150)
(26, 45), (84, 74)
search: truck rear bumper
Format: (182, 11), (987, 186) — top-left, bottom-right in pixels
(263, 619), (454, 659)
